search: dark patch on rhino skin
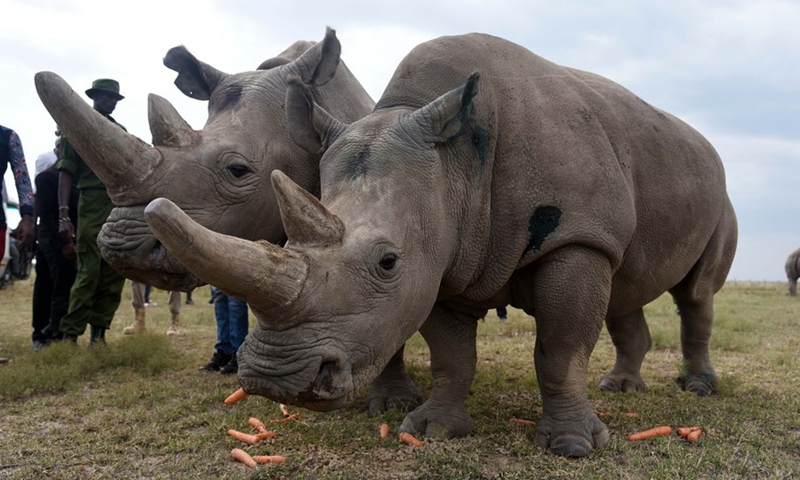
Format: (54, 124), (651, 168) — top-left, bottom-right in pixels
(217, 84), (243, 110)
(345, 147), (370, 181)
(471, 125), (489, 166)
(524, 206), (562, 254)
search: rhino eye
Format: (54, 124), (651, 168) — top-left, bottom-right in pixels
(227, 164), (252, 178)
(379, 254), (397, 271)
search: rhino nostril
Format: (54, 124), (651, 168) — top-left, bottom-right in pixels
(314, 361), (341, 396)
(150, 241), (166, 264)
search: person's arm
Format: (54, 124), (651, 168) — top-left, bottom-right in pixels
(6, 130), (35, 248)
(57, 170), (76, 246)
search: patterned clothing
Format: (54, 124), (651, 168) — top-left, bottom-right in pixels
(0, 125), (35, 228)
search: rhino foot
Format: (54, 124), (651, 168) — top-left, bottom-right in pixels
(398, 401), (474, 439)
(675, 372), (716, 396)
(534, 411), (609, 458)
(366, 375), (423, 415)
(598, 372), (646, 393)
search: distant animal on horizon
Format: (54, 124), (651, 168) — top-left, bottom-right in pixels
(785, 247), (800, 296)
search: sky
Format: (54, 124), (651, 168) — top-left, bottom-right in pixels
(1, 0), (798, 282)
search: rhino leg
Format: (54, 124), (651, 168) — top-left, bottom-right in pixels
(366, 344), (423, 415)
(398, 303), (477, 439)
(671, 288), (717, 396)
(598, 308), (650, 393)
(522, 245), (610, 457)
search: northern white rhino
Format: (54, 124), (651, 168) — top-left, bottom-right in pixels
(144, 33), (738, 457)
(34, 29), (422, 413)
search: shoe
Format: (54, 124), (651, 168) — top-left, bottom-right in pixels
(32, 339), (49, 352)
(199, 351), (232, 372)
(220, 356), (238, 375)
(144, 301), (157, 307)
(185, 298), (194, 305)
(90, 326), (106, 345)
(207, 298), (214, 305)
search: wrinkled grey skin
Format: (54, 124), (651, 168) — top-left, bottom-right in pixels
(785, 248), (800, 296)
(34, 29), (421, 414)
(143, 33), (738, 457)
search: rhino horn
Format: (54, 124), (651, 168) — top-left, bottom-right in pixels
(271, 170), (344, 247)
(148, 93), (200, 148)
(144, 198), (308, 311)
(34, 71), (162, 206)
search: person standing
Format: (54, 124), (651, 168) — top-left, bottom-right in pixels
(0, 124), (35, 260)
(199, 286), (249, 374)
(56, 79), (127, 344)
(124, 282), (184, 336)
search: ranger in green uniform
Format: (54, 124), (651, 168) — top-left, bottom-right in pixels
(56, 79), (127, 344)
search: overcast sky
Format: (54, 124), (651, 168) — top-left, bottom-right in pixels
(2, 0), (798, 282)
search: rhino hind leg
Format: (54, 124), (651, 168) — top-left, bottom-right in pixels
(366, 344), (423, 415)
(598, 308), (650, 393)
(398, 303), (477, 439)
(669, 202), (736, 396)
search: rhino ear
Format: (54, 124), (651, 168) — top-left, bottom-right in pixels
(285, 75), (346, 155)
(406, 72), (480, 144)
(258, 40), (316, 70)
(288, 26), (341, 87)
(163, 46), (230, 100)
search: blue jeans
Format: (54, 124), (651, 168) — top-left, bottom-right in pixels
(211, 286), (249, 356)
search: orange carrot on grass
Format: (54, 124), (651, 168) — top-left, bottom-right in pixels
(677, 426), (702, 437)
(228, 429), (262, 445)
(627, 426), (672, 441)
(686, 428), (703, 443)
(399, 432), (424, 447)
(247, 417), (277, 438)
(231, 448), (256, 468)
(380, 423), (390, 439)
(224, 388), (247, 405)
(253, 455), (286, 464)
(279, 404), (291, 417)
(270, 413), (300, 423)
(510, 418), (537, 426)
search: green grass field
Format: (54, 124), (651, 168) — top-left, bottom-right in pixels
(0, 280), (798, 479)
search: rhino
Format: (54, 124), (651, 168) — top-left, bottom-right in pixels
(34, 29), (422, 413)
(143, 33), (738, 457)
(785, 247), (800, 297)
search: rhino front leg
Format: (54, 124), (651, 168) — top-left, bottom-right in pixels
(366, 344), (423, 415)
(399, 303), (477, 439)
(524, 245), (611, 457)
(598, 308), (651, 392)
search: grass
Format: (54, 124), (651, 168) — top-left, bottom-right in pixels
(1, 279), (798, 479)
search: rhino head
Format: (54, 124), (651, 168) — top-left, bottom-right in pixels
(34, 28), (374, 291)
(143, 74), (479, 409)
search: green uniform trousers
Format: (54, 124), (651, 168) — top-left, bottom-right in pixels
(59, 188), (126, 336)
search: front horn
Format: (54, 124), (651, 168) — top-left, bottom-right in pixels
(144, 198), (308, 311)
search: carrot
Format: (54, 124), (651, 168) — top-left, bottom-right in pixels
(399, 432), (424, 447)
(248, 417), (267, 432)
(626, 412), (638, 418)
(510, 418), (537, 426)
(253, 455), (286, 464)
(380, 423), (390, 439)
(627, 426), (672, 441)
(677, 426), (702, 437)
(228, 429), (262, 445)
(279, 404), (291, 417)
(224, 388), (247, 405)
(270, 413), (300, 423)
(256, 430), (278, 440)
(231, 448), (256, 468)
(597, 412), (612, 418)
(686, 428), (703, 443)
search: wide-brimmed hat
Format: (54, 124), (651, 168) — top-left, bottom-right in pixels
(85, 78), (124, 101)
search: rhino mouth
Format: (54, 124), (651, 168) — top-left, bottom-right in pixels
(236, 334), (356, 411)
(99, 206), (203, 290)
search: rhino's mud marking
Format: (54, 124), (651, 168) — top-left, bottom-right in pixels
(217, 84), (244, 110)
(525, 206), (561, 254)
(471, 125), (489, 166)
(346, 148), (371, 181)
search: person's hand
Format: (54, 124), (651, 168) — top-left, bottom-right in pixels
(58, 218), (75, 245)
(15, 215), (35, 250)
(61, 241), (77, 262)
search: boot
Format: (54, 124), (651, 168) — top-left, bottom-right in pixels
(199, 350), (232, 372)
(166, 313), (184, 336)
(220, 355), (238, 375)
(90, 326), (106, 345)
(124, 308), (147, 335)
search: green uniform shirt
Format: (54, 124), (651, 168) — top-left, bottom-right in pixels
(56, 115), (126, 190)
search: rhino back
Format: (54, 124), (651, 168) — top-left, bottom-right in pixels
(379, 33), (731, 302)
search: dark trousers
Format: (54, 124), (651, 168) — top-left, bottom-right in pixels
(32, 238), (77, 342)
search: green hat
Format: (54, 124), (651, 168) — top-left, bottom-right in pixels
(85, 78), (124, 101)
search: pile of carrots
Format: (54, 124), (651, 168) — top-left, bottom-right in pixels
(224, 388), (301, 468)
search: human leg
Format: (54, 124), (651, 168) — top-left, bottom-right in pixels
(125, 281), (147, 334)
